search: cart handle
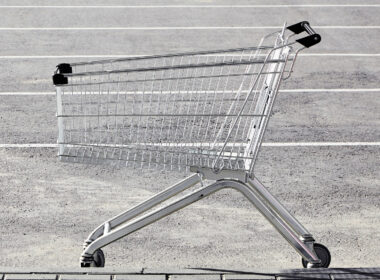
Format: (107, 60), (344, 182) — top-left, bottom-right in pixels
(287, 21), (321, 48)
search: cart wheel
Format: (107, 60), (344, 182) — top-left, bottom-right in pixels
(302, 243), (331, 268)
(81, 249), (105, 267)
(93, 249), (105, 267)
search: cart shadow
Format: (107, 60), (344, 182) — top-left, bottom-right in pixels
(189, 267), (380, 279)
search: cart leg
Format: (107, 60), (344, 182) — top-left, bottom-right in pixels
(81, 174), (201, 261)
(246, 177), (314, 240)
(84, 173), (201, 242)
(80, 179), (321, 267)
(246, 177), (323, 267)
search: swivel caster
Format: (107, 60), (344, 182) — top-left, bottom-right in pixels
(302, 243), (331, 268)
(80, 249), (105, 267)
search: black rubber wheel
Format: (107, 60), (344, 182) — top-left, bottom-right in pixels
(80, 249), (105, 268)
(91, 249), (105, 267)
(302, 243), (331, 268)
(80, 249), (105, 267)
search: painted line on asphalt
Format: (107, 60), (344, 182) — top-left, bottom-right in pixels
(280, 88), (380, 93)
(0, 144), (58, 148)
(1, 5), (380, 8)
(1, 89), (380, 96)
(263, 142), (380, 147)
(299, 53), (380, 57)
(0, 26), (379, 31)
(0, 53), (379, 59)
(0, 142), (379, 148)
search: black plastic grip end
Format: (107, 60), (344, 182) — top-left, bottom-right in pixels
(287, 21), (310, 34)
(53, 63), (71, 85)
(287, 21), (321, 48)
(57, 63), (72, 74)
(296, 34), (321, 48)
(52, 73), (68, 85)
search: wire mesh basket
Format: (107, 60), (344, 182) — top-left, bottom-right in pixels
(53, 22), (320, 175)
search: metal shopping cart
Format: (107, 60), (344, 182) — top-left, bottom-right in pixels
(52, 21), (330, 268)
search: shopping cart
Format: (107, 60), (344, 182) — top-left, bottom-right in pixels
(52, 21), (330, 268)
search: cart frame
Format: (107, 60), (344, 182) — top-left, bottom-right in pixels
(53, 21), (330, 268)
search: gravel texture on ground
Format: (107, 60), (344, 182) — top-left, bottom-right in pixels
(0, 145), (378, 269)
(0, 0), (379, 271)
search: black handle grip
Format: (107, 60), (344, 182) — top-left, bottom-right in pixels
(52, 63), (72, 85)
(287, 21), (321, 48)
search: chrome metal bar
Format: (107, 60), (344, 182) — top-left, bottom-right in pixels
(56, 87), (65, 156)
(61, 71), (286, 88)
(211, 43), (289, 170)
(246, 177), (312, 238)
(70, 46), (275, 67)
(67, 58), (291, 77)
(246, 44), (291, 173)
(85, 173), (201, 241)
(281, 48), (302, 80)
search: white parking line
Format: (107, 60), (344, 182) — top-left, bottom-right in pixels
(0, 144), (58, 148)
(299, 53), (380, 57)
(263, 142), (380, 147)
(0, 142), (378, 148)
(0, 5), (380, 8)
(1, 89), (379, 96)
(0, 53), (379, 59)
(280, 88), (380, 93)
(0, 26), (379, 31)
